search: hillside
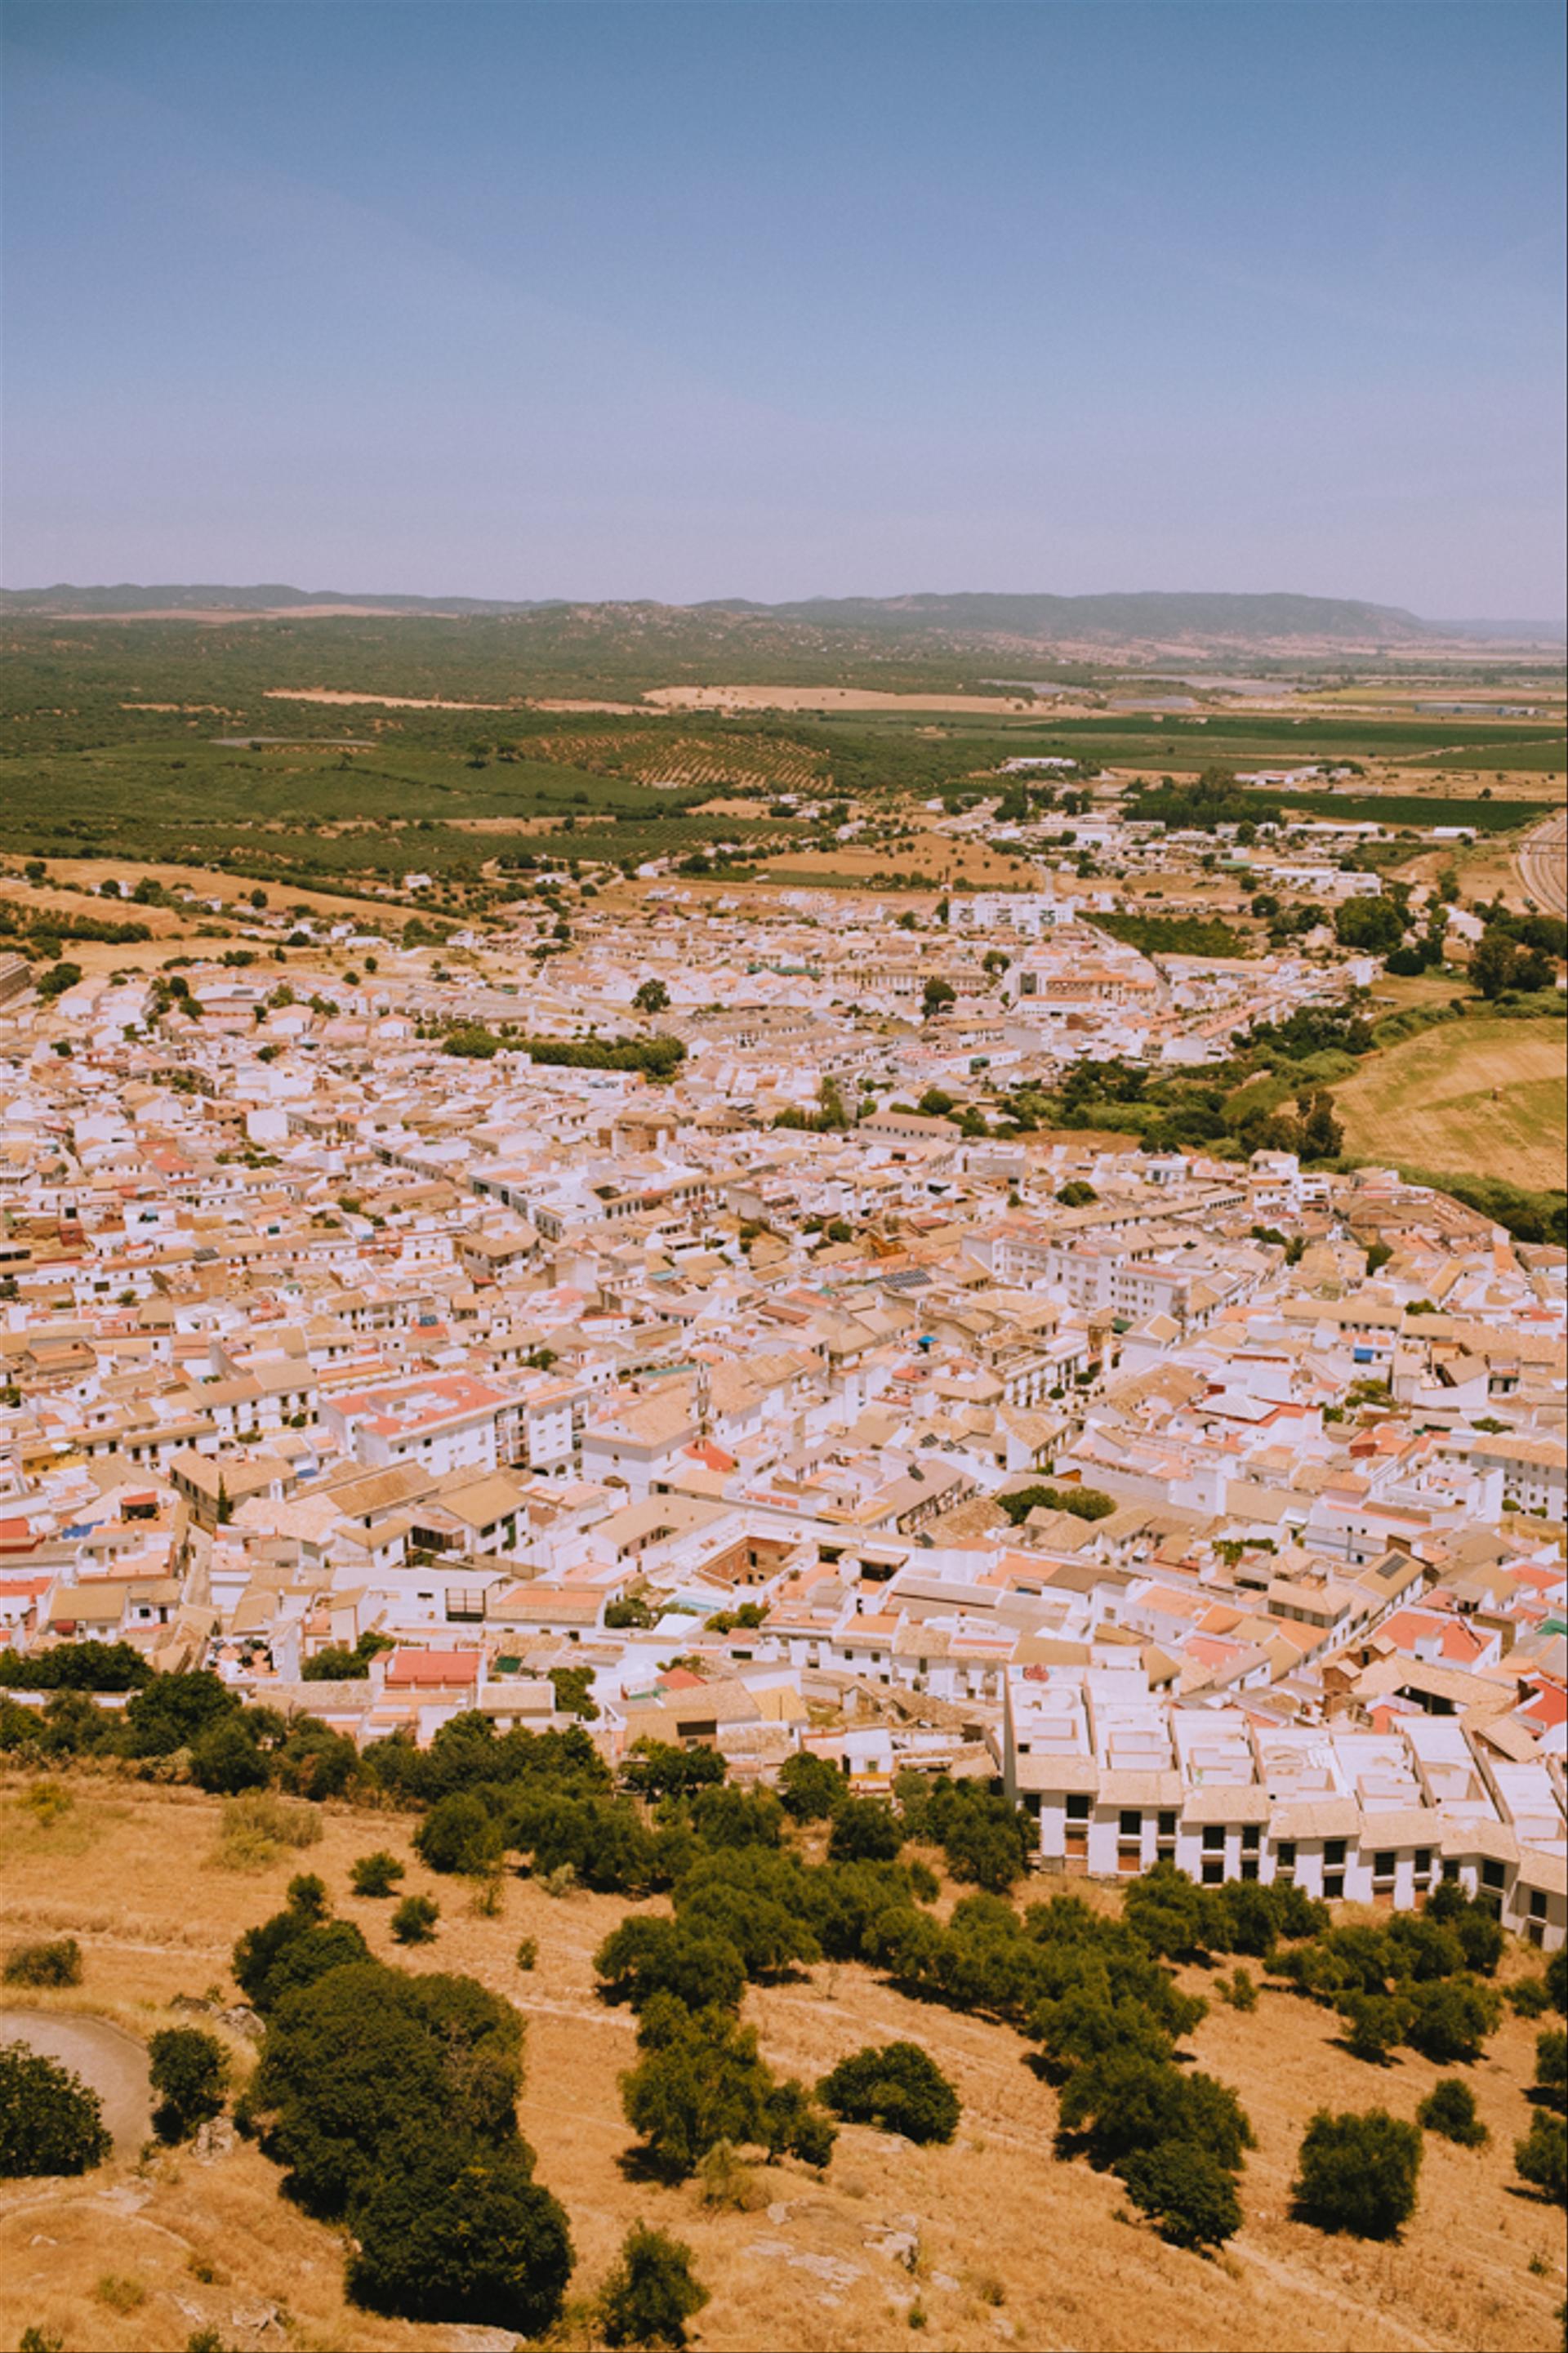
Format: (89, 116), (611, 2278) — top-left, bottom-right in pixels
(1, 1777), (1561, 2353)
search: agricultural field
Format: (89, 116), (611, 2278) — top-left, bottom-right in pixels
(1333, 1014), (1568, 1191)
(1, 1776), (1561, 2353)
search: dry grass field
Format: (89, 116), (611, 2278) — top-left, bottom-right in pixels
(0, 1776), (1561, 2353)
(1332, 1016), (1567, 1189)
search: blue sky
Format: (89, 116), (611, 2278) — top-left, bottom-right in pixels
(4, 2), (1564, 613)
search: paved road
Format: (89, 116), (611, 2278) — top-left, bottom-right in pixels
(0, 2008), (152, 2150)
(1517, 809), (1568, 918)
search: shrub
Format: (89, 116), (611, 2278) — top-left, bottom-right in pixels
(349, 1850), (404, 1899)
(1119, 2138), (1243, 2250)
(515, 1937), (539, 1972)
(1223, 1968), (1258, 2013)
(1536, 2029), (1568, 2108)
(391, 1895), (439, 1945)
(149, 2028), (229, 2143)
(1515, 2112), (1568, 2205)
(695, 2138), (764, 2212)
(600, 2222), (710, 2349)
(414, 1791), (503, 1878)
(3, 1937), (82, 1989)
(817, 2043), (960, 2146)
(214, 1790), (323, 1869)
(1548, 1948), (1568, 2015)
(345, 2130), (573, 2330)
(1292, 2108), (1422, 2238)
(1416, 2079), (1488, 2147)
(0, 2041), (112, 2176)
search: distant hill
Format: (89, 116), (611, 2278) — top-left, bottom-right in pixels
(711, 589), (1432, 643)
(3, 582), (1560, 650)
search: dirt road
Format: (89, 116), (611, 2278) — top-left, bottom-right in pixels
(1517, 809), (1568, 916)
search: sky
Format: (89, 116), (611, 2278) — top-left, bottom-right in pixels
(3, 1), (1565, 615)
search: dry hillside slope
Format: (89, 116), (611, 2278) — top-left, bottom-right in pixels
(0, 1777), (1561, 2353)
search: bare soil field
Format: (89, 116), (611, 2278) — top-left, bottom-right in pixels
(265, 689), (527, 712)
(761, 831), (1040, 886)
(1333, 1016), (1567, 1188)
(642, 685), (1054, 716)
(0, 1777), (1560, 2353)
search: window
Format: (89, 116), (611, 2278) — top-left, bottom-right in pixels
(1158, 1811), (1178, 1838)
(1241, 1825), (1260, 1852)
(1201, 1858), (1224, 1886)
(1374, 1851), (1396, 1883)
(1324, 1872), (1344, 1900)
(1239, 1857), (1259, 1882)
(1414, 1847), (1432, 1886)
(1119, 1810), (1142, 1840)
(1324, 1838), (1347, 1868)
(1529, 1887), (1548, 1918)
(1066, 1793), (1090, 1822)
(1276, 1840), (1297, 1868)
(1202, 1824), (1226, 1852)
(1481, 1858), (1506, 1892)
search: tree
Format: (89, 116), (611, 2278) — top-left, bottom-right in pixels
(1402, 1974), (1501, 2065)
(1416, 2079), (1488, 2147)
(921, 978), (956, 1018)
(827, 1798), (903, 1865)
(1058, 2052), (1252, 2174)
(189, 1716), (270, 1795)
(120, 1669), (239, 1758)
(349, 1851), (404, 1899)
(621, 1740), (727, 1801)
(233, 1887), (371, 2013)
(347, 2130), (573, 2330)
(1515, 2111), (1568, 2205)
(620, 1998), (826, 2179)
(0, 2043), (112, 2176)
(1472, 925), (1521, 1000)
(594, 1919), (746, 2016)
(633, 978), (670, 1014)
(1339, 1991), (1410, 2066)
(1056, 1181), (1098, 1207)
(817, 2042), (960, 2145)
(148, 2028), (229, 2144)
(1292, 2108), (1422, 2238)
(1119, 2138), (1242, 2250)
(1333, 895), (1405, 954)
(600, 2222), (710, 2350)
(414, 1792), (503, 1877)
(250, 1959), (523, 2220)
(777, 1752), (845, 1822)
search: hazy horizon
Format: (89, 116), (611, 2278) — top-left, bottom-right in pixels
(4, 2), (1566, 613)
